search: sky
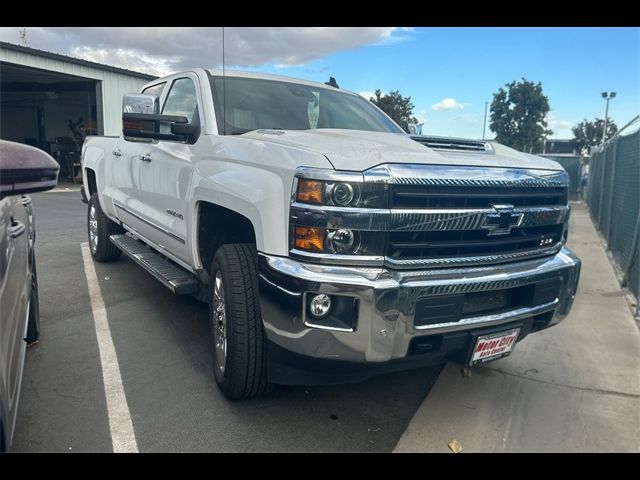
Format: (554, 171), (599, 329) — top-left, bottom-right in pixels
(1, 27), (638, 139)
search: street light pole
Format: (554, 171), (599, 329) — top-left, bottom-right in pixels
(601, 91), (617, 144)
(482, 101), (488, 140)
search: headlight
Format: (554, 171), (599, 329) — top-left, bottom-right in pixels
(295, 179), (386, 208)
(331, 183), (358, 206)
(294, 226), (325, 252)
(296, 179), (324, 204)
(327, 229), (360, 254)
(290, 168), (387, 264)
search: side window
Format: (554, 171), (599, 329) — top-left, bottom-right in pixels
(162, 78), (199, 123)
(141, 83), (166, 113)
(142, 83), (165, 97)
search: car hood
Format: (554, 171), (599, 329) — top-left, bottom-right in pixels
(241, 129), (565, 172)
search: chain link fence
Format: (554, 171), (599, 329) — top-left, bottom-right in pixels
(540, 155), (582, 199)
(586, 126), (640, 304)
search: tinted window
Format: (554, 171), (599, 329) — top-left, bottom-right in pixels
(210, 76), (402, 135)
(162, 78), (198, 123)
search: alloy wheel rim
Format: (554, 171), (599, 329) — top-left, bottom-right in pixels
(213, 271), (227, 373)
(89, 205), (98, 254)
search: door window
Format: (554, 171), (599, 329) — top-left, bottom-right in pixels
(162, 78), (199, 123)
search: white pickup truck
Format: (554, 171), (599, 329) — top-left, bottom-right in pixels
(81, 69), (581, 399)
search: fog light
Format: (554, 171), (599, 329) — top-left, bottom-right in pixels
(309, 294), (331, 318)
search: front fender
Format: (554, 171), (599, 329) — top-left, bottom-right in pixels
(189, 135), (333, 266)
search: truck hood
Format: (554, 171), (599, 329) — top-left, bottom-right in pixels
(241, 129), (564, 172)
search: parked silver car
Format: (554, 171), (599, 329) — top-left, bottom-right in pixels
(0, 140), (58, 452)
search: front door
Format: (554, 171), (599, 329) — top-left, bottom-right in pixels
(134, 76), (201, 264)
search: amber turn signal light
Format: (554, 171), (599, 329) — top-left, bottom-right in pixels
(297, 179), (324, 204)
(294, 226), (324, 252)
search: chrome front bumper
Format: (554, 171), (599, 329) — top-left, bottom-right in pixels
(257, 248), (581, 364)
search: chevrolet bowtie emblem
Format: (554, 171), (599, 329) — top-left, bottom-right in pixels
(481, 204), (524, 236)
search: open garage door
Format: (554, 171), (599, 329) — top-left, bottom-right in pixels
(0, 62), (102, 183)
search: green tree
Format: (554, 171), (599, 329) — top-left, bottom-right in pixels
(370, 90), (418, 133)
(571, 118), (618, 155)
(489, 78), (552, 153)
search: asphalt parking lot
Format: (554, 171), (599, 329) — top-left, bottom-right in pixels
(10, 190), (639, 453)
(10, 190), (442, 453)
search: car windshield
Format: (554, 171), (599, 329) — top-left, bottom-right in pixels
(209, 75), (403, 135)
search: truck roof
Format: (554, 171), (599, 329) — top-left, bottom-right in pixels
(206, 69), (360, 97)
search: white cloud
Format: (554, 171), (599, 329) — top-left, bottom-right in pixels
(545, 113), (575, 137)
(0, 27), (412, 77)
(548, 119), (574, 130)
(432, 98), (466, 112)
(374, 27), (415, 45)
(359, 90), (382, 101)
(69, 46), (177, 77)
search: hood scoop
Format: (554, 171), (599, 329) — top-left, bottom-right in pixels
(411, 135), (493, 153)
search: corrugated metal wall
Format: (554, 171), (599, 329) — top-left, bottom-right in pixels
(1, 47), (150, 136)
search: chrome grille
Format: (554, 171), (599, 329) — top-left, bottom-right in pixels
(364, 164), (570, 269)
(391, 185), (568, 209)
(389, 224), (564, 260)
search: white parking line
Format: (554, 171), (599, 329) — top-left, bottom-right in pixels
(81, 242), (138, 453)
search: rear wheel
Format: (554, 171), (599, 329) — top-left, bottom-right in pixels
(88, 193), (122, 262)
(209, 244), (271, 400)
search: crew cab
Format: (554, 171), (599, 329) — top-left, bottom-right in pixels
(81, 69), (581, 399)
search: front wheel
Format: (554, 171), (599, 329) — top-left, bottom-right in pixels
(209, 244), (271, 400)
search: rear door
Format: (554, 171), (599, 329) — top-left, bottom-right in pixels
(109, 82), (168, 233)
(133, 75), (202, 264)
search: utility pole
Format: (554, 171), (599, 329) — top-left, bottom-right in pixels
(601, 91), (617, 144)
(482, 101), (488, 140)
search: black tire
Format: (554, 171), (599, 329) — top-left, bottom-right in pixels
(209, 244), (271, 400)
(88, 193), (122, 262)
(25, 250), (40, 344)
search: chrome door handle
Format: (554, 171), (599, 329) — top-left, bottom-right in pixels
(140, 154), (152, 163)
(112, 149), (123, 157)
(8, 220), (26, 238)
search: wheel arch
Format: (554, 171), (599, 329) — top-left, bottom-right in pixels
(196, 201), (257, 279)
(84, 168), (97, 196)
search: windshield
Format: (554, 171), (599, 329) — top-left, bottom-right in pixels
(209, 75), (403, 135)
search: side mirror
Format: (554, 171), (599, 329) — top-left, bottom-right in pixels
(407, 123), (417, 135)
(123, 113), (196, 142)
(122, 93), (199, 143)
(123, 93), (158, 114)
(0, 140), (60, 198)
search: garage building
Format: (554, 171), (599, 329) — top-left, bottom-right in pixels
(1, 41), (156, 181)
